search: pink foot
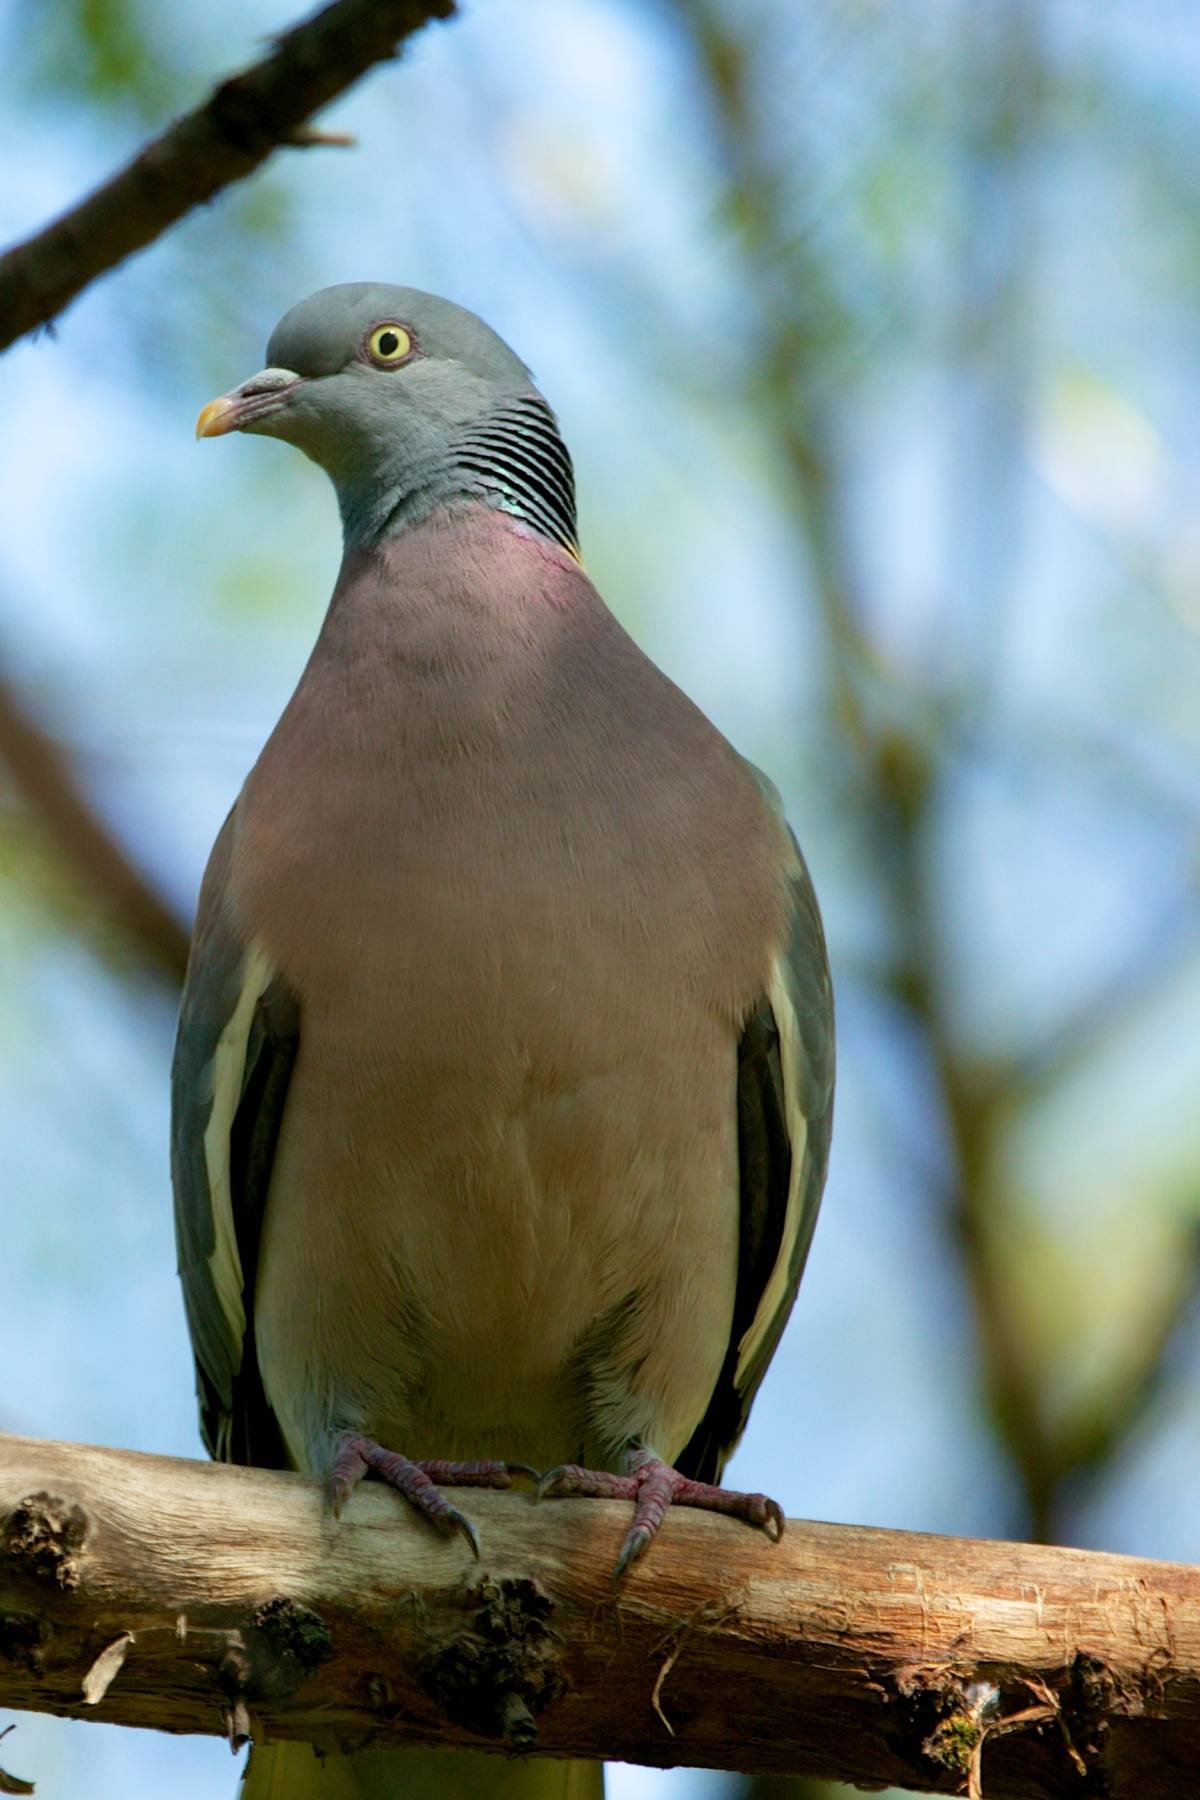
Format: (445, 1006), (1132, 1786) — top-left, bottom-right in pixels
(536, 1447), (784, 1577)
(330, 1433), (531, 1557)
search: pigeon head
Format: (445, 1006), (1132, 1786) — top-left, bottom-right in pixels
(196, 283), (578, 556)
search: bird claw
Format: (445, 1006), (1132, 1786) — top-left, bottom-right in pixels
(537, 1452), (785, 1578)
(328, 1435), (526, 1552)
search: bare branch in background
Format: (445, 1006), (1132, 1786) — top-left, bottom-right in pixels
(674, 0), (1051, 1521)
(0, 671), (189, 985)
(672, 0), (1200, 1558)
(0, 0), (455, 353)
(1012, 889), (1200, 1104)
(0, 0), (466, 982)
(3, 1430), (1200, 1798)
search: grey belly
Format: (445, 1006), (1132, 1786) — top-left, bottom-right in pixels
(251, 1027), (739, 1479)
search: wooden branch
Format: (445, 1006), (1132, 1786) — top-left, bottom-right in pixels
(0, 671), (190, 985)
(1, 1434), (1199, 1797)
(0, 0), (455, 352)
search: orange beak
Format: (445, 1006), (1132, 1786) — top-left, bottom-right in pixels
(195, 395), (241, 439)
(195, 368), (302, 440)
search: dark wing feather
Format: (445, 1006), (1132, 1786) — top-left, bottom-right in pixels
(678, 787), (834, 1484)
(170, 811), (296, 1469)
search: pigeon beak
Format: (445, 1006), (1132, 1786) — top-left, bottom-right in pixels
(196, 367), (303, 439)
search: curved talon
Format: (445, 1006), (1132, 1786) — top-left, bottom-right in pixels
(534, 1466), (564, 1502)
(444, 1505), (482, 1559)
(614, 1525), (652, 1580)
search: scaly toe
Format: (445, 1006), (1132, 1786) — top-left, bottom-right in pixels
(328, 1434), (494, 1550)
(534, 1463), (571, 1502)
(531, 1449), (785, 1577)
(414, 1458), (533, 1491)
(669, 1477), (786, 1538)
(535, 1463), (637, 1503)
(329, 1434), (371, 1518)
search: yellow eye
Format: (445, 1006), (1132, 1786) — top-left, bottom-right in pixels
(367, 322), (414, 365)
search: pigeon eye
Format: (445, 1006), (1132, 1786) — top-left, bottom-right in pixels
(367, 323), (414, 366)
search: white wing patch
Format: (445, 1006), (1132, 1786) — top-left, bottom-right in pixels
(735, 953), (810, 1387)
(201, 942), (276, 1351)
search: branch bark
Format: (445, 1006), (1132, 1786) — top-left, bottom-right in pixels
(0, 0), (455, 352)
(1, 1433), (1198, 1798)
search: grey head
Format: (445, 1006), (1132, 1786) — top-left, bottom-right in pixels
(197, 283), (578, 556)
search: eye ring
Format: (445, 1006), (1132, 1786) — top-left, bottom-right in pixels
(366, 322), (415, 366)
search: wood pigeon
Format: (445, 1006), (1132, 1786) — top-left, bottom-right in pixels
(175, 284), (834, 1800)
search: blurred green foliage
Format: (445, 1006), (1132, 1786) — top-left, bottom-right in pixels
(25, 0), (193, 120)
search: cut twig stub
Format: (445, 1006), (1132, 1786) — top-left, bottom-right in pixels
(287, 127), (357, 147)
(420, 1574), (567, 1743)
(7, 1492), (88, 1589)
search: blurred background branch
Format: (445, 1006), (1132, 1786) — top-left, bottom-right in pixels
(0, 669), (189, 985)
(675, 0), (1200, 1538)
(0, 0), (455, 351)
(668, 8), (1200, 1794)
(0, 0), (462, 987)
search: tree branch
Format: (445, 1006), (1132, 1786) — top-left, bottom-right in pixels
(1, 1432), (1199, 1798)
(0, 0), (455, 352)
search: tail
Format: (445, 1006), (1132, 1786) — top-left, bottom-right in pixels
(239, 1742), (604, 1800)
